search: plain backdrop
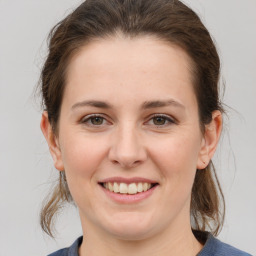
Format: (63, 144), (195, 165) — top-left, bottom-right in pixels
(0, 0), (255, 255)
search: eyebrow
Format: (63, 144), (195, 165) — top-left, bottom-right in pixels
(71, 99), (185, 110)
(71, 100), (112, 110)
(141, 99), (185, 110)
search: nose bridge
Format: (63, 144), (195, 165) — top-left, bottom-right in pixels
(108, 121), (147, 168)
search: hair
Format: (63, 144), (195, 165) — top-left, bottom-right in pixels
(39, 0), (225, 238)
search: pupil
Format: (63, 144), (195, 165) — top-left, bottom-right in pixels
(153, 117), (165, 125)
(92, 117), (103, 125)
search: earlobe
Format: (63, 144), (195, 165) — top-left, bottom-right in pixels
(40, 111), (64, 171)
(197, 110), (222, 170)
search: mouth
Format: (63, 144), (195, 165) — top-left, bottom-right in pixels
(99, 181), (159, 195)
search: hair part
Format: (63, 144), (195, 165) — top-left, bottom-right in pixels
(39, 0), (225, 238)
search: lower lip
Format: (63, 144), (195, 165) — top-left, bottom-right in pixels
(100, 185), (158, 204)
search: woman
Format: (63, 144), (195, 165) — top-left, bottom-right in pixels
(39, 0), (252, 255)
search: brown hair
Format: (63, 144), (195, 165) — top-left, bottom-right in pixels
(40, 0), (225, 237)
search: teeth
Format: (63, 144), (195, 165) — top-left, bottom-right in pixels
(137, 183), (143, 192)
(113, 182), (119, 193)
(143, 183), (148, 192)
(119, 183), (128, 194)
(108, 182), (114, 192)
(128, 183), (137, 194)
(103, 182), (154, 194)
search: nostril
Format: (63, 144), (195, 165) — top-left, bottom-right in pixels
(110, 158), (142, 169)
(112, 160), (119, 165)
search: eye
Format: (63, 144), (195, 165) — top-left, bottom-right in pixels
(80, 114), (108, 126)
(152, 116), (167, 125)
(90, 116), (104, 125)
(147, 114), (175, 127)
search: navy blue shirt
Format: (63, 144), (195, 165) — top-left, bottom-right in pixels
(48, 233), (252, 256)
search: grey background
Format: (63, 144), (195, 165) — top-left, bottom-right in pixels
(0, 0), (255, 255)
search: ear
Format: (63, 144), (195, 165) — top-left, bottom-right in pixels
(197, 110), (222, 170)
(40, 111), (64, 171)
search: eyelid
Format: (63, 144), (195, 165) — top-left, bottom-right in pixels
(79, 113), (177, 127)
(146, 114), (176, 126)
(80, 114), (111, 126)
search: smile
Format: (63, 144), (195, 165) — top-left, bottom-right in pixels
(102, 182), (155, 194)
(98, 177), (159, 203)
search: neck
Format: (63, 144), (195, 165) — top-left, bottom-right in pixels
(78, 218), (203, 256)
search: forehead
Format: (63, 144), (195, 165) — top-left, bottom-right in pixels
(64, 35), (197, 108)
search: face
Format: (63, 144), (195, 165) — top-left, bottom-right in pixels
(42, 35), (220, 241)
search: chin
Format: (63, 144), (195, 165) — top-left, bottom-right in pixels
(108, 226), (153, 241)
(102, 212), (156, 240)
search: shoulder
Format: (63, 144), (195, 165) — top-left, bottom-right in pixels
(198, 233), (253, 256)
(47, 236), (83, 256)
(48, 248), (68, 256)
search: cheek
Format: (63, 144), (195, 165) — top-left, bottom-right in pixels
(59, 133), (108, 181)
(145, 133), (202, 224)
(149, 132), (201, 186)
(58, 133), (110, 209)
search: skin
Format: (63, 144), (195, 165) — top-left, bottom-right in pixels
(41, 35), (222, 256)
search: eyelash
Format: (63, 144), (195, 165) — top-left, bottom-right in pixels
(80, 114), (109, 127)
(148, 114), (176, 127)
(80, 114), (176, 128)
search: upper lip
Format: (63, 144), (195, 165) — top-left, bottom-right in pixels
(98, 177), (159, 184)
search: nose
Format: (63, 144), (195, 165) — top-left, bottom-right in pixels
(108, 125), (147, 169)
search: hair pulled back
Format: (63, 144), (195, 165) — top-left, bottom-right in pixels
(40, 0), (225, 237)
